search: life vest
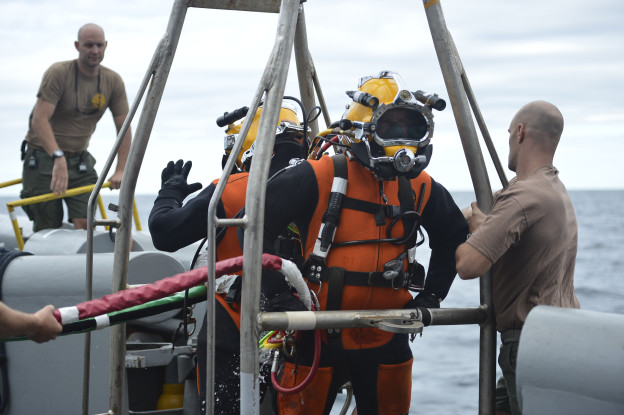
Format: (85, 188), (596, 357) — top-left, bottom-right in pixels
(211, 173), (248, 262)
(208, 173), (249, 329)
(303, 154), (431, 349)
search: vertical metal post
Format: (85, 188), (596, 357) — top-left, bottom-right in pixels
(460, 72), (509, 188)
(422, 1), (496, 413)
(311, 68), (332, 129)
(444, 32), (509, 189)
(205, 66), (265, 415)
(108, 1), (189, 413)
(82, 35), (155, 415)
(294, 4), (320, 136)
(239, 0), (300, 413)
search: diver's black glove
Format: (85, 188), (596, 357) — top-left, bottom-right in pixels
(158, 159), (202, 204)
(404, 291), (440, 309)
(266, 292), (308, 312)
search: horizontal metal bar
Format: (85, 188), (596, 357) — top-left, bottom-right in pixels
(188, 0), (281, 13)
(125, 343), (193, 369)
(94, 219), (120, 227)
(7, 182), (111, 208)
(0, 178), (22, 189)
(215, 217), (248, 228)
(258, 307), (488, 331)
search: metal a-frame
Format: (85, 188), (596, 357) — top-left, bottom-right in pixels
(81, 0), (505, 413)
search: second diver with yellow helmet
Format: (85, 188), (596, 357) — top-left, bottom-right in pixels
(148, 98), (311, 414)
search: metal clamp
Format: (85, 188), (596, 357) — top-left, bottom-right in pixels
(373, 318), (424, 334)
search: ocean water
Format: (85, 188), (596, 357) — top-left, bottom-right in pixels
(1, 190), (623, 414)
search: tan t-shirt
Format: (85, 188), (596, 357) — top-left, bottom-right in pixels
(25, 60), (129, 153)
(467, 166), (580, 332)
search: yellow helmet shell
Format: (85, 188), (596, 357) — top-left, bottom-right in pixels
(225, 105), (301, 170)
(277, 106), (299, 125)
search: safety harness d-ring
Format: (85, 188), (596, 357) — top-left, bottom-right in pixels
(283, 331), (297, 358)
(271, 328), (322, 394)
(270, 298), (322, 395)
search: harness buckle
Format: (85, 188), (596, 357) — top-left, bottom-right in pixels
(303, 255), (325, 284)
(225, 276), (242, 304)
(382, 252), (407, 281)
(382, 252), (409, 290)
(283, 331), (297, 358)
(405, 261), (426, 292)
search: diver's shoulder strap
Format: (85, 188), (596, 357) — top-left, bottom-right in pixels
(311, 155), (348, 260)
(398, 176), (417, 251)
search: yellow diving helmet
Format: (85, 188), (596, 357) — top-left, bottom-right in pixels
(222, 102), (304, 172)
(340, 70), (445, 179)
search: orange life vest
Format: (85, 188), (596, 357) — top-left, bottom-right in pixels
(305, 155), (431, 349)
(210, 173), (249, 329)
(211, 173), (248, 262)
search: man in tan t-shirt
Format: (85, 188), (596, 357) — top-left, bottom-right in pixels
(455, 100), (580, 415)
(21, 23), (132, 231)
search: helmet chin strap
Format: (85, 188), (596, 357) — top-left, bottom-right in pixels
(349, 141), (432, 180)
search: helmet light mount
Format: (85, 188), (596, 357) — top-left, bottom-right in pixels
(347, 90), (379, 109)
(413, 90), (447, 112)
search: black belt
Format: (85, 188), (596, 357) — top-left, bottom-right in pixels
(500, 329), (522, 344)
(64, 150), (87, 158)
(26, 145), (86, 159)
(309, 268), (409, 289)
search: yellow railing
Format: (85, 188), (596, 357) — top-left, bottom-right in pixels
(1, 178), (142, 251)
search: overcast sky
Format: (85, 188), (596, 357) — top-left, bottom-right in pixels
(1, 0), (622, 197)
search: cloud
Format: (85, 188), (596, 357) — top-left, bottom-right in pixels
(1, 0), (623, 196)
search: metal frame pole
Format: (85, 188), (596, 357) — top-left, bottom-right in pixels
(74, 0), (509, 413)
(444, 32), (509, 189)
(294, 4), (320, 136)
(258, 307), (489, 331)
(108, 1), (189, 413)
(81, 36), (155, 415)
(422, 1), (496, 413)
(239, 1), (300, 413)
(311, 67), (332, 129)
(205, 48), (266, 415)
(461, 71), (509, 188)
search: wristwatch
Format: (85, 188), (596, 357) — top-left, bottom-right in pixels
(50, 149), (65, 160)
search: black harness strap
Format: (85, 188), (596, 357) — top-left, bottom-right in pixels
(340, 197), (402, 226)
(322, 159), (347, 345)
(312, 269), (409, 289)
(304, 155), (348, 283)
(324, 267), (348, 379)
(398, 176), (417, 249)
(317, 155), (349, 254)
(325, 267), (346, 314)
